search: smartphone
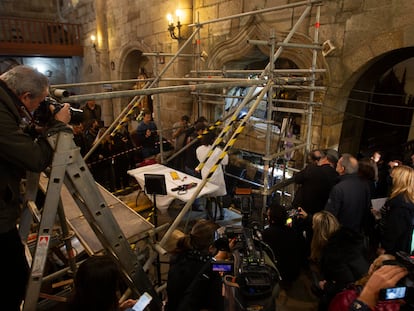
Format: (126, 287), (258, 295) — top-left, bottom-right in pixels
(131, 292), (152, 311)
(379, 286), (407, 300)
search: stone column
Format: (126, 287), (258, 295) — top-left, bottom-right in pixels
(95, 0), (113, 126)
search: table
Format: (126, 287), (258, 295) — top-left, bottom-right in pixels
(128, 164), (219, 212)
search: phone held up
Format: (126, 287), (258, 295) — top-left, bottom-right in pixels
(129, 292), (152, 311)
(378, 286), (407, 301)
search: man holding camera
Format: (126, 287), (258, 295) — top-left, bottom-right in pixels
(0, 65), (71, 310)
(136, 109), (159, 159)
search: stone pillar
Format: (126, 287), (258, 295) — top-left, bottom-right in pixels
(95, 0), (113, 126)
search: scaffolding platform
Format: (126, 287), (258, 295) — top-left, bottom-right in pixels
(38, 173), (154, 255)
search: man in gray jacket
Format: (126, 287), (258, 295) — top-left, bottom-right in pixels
(0, 65), (70, 310)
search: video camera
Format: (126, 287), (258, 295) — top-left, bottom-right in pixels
(213, 223), (280, 310)
(33, 96), (84, 126)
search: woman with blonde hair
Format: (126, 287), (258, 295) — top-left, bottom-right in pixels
(310, 210), (340, 263)
(380, 165), (414, 255)
(308, 211), (369, 311)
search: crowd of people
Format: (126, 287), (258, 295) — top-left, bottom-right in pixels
(160, 147), (414, 311)
(286, 149), (414, 311)
(1, 64), (413, 310)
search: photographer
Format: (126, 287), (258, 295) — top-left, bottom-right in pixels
(165, 219), (224, 311)
(0, 65), (71, 310)
(349, 264), (408, 311)
(262, 202), (306, 289)
(328, 254), (400, 310)
(136, 109), (159, 159)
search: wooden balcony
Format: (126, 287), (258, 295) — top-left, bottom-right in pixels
(0, 17), (83, 57)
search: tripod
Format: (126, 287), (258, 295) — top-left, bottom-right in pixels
(21, 131), (162, 311)
(144, 173), (167, 286)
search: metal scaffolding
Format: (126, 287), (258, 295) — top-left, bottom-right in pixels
(39, 0), (327, 306)
(59, 0), (325, 187)
(52, 0), (327, 240)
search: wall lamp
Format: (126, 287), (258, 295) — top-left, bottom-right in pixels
(167, 10), (184, 40)
(90, 35), (97, 51)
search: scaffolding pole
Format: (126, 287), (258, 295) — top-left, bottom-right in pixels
(38, 1), (328, 303)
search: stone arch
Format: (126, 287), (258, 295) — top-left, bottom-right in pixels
(205, 15), (328, 152)
(207, 15), (326, 76)
(111, 43), (153, 117)
(117, 44), (152, 89)
(335, 46), (414, 157)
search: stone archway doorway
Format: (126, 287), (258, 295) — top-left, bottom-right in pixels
(339, 47), (414, 162)
(117, 49), (152, 114)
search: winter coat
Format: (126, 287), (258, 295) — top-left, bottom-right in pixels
(380, 193), (414, 255)
(317, 227), (370, 309)
(0, 80), (68, 234)
(325, 174), (371, 233)
(166, 250), (224, 311)
(328, 284), (400, 311)
(292, 163), (338, 214)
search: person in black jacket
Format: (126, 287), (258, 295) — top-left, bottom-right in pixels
(292, 149), (338, 214)
(292, 149), (339, 260)
(309, 211), (369, 311)
(379, 165), (414, 255)
(262, 202), (306, 289)
(166, 219), (224, 311)
(0, 65), (71, 310)
(325, 153), (371, 234)
(66, 255), (137, 311)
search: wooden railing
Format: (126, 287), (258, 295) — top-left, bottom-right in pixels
(0, 17), (83, 57)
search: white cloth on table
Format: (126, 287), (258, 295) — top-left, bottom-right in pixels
(196, 145), (228, 197)
(128, 164), (220, 212)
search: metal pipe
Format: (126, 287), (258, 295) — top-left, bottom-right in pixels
(190, 69), (326, 74)
(224, 172), (264, 188)
(51, 70), (325, 89)
(263, 142), (308, 161)
(52, 78), (154, 89)
(276, 42), (322, 49)
(64, 80), (266, 103)
(159, 81), (273, 248)
(154, 51), (164, 163)
(263, 4), (313, 75)
(272, 98), (322, 106)
(263, 30), (276, 213)
(84, 25), (202, 160)
(305, 4), (321, 160)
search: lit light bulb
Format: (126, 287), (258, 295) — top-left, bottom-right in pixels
(166, 14), (173, 25)
(175, 10), (182, 23)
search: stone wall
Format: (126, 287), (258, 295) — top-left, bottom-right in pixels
(3, 0), (414, 153)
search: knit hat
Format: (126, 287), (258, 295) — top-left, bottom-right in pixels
(190, 219), (220, 251)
